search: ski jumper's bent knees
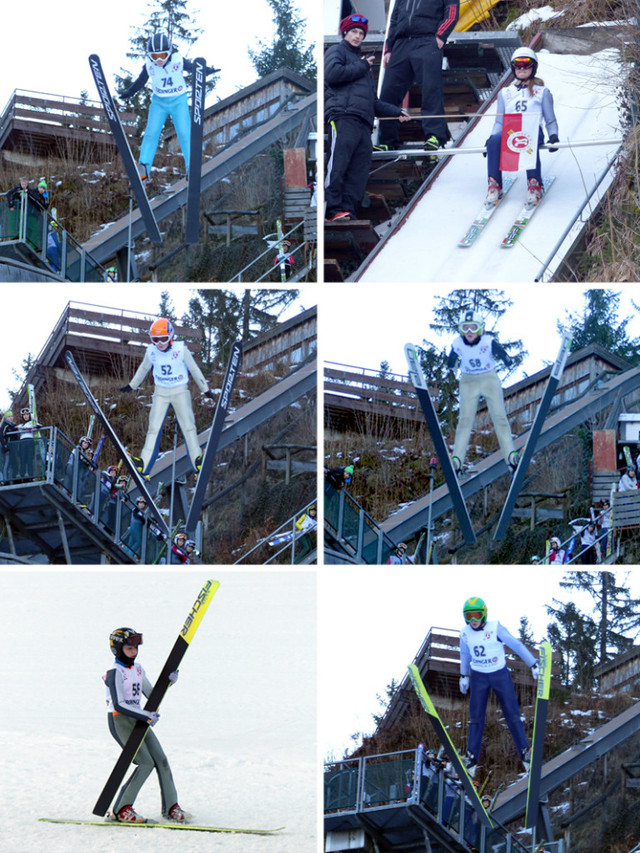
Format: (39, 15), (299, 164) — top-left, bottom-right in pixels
(486, 132), (502, 184)
(453, 370), (514, 465)
(110, 714), (178, 813)
(141, 385), (202, 474)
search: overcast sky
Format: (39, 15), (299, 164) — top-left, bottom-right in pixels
(3, 0), (319, 109)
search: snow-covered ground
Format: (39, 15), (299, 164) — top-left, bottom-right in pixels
(360, 48), (625, 282)
(1, 570), (316, 853)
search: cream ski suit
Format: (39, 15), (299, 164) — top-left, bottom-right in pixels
(127, 341), (210, 474)
(448, 333), (516, 468)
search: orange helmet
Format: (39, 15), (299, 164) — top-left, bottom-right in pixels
(150, 317), (174, 345)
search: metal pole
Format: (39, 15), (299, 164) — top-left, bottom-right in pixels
(169, 416), (178, 533)
(370, 138), (623, 160)
(425, 457), (437, 564)
(127, 191), (134, 282)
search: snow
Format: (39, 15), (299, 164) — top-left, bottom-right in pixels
(1, 570), (316, 853)
(360, 48), (625, 282)
(506, 6), (563, 32)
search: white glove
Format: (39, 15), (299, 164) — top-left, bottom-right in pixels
(459, 676), (469, 694)
(168, 670), (179, 684)
(146, 711), (160, 726)
(531, 663), (539, 681)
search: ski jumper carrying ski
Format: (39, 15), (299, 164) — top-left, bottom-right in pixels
(459, 597), (537, 772)
(485, 47), (559, 208)
(121, 32), (217, 179)
(120, 318), (215, 475)
(448, 311), (518, 475)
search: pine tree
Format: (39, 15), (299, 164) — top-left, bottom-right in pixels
(559, 290), (640, 365)
(545, 601), (598, 689)
(248, 0), (316, 81)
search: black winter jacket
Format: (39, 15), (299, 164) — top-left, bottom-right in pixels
(386, 0), (460, 52)
(325, 40), (403, 128)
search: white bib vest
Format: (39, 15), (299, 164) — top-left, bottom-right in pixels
(460, 620), (507, 673)
(501, 82), (545, 129)
(146, 53), (187, 97)
(104, 661), (146, 713)
(147, 341), (189, 388)
(451, 334), (498, 375)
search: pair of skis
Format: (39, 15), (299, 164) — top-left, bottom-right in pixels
(406, 333), (571, 546)
(408, 640), (552, 834)
(89, 54), (205, 248)
(39, 817), (283, 835)
(459, 176), (555, 248)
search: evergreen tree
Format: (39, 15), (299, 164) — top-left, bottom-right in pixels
(248, 0), (316, 81)
(157, 290), (176, 320)
(546, 601), (598, 689)
(559, 290), (640, 365)
(518, 615), (536, 645)
(372, 678), (400, 726)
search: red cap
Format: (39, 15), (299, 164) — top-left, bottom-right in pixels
(340, 14), (368, 36)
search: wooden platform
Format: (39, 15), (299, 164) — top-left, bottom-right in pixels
(324, 219), (380, 282)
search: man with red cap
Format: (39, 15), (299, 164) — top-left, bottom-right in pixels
(325, 13), (411, 222)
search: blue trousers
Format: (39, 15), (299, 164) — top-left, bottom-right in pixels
(486, 127), (543, 187)
(467, 666), (528, 761)
(140, 93), (191, 172)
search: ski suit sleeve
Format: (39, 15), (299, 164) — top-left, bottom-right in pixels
(142, 674), (154, 698)
(491, 339), (513, 368)
(182, 347), (210, 393)
(128, 349), (154, 390)
(324, 46), (370, 87)
(104, 668), (155, 723)
(446, 346), (460, 370)
(541, 88), (559, 140)
(459, 632), (471, 676)
(490, 90), (506, 137)
(495, 622), (536, 667)
(436, 0), (460, 43)
(121, 65), (149, 99)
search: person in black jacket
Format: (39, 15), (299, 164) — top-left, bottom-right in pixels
(378, 0), (460, 152)
(325, 14), (410, 221)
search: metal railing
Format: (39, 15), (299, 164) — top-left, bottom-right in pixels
(234, 498), (316, 564)
(231, 220), (305, 282)
(0, 193), (107, 281)
(325, 483), (400, 564)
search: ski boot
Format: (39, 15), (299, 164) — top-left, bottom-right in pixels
(373, 143), (390, 152)
(423, 134), (440, 164)
(462, 750), (478, 778)
(113, 805), (146, 823)
(508, 451), (519, 474)
(129, 455), (145, 474)
(484, 176), (502, 208)
(137, 162), (150, 182)
(166, 803), (192, 823)
(327, 211), (352, 222)
(452, 456), (463, 478)
(194, 454), (203, 474)
(520, 747), (531, 773)
(526, 178), (542, 208)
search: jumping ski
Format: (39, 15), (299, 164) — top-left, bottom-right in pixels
(500, 177), (555, 248)
(185, 57), (206, 244)
(493, 333), (571, 541)
(407, 664), (493, 828)
(275, 219), (288, 283)
(458, 177), (516, 247)
(184, 340), (242, 535)
(525, 641), (552, 830)
(88, 54), (162, 244)
(39, 817), (283, 835)
(93, 579), (220, 816)
(64, 350), (168, 535)
(405, 343), (476, 544)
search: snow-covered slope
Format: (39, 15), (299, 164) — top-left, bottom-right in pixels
(359, 48), (624, 282)
(1, 570), (316, 853)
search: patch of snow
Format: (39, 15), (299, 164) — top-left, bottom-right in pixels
(506, 5), (563, 31)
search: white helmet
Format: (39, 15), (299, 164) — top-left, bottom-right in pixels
(511, 47), (538, 76)
(458, 310), (485, 336)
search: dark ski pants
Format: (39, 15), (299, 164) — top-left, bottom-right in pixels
(109, 713), (178, 815)
(487, 127), (543, 187)
(379, 36), (447, 147)
(467, 666), (528, 761)
(325, 117), (373, 219)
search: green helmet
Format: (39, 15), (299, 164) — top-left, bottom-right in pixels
(463, 597), (487, 626)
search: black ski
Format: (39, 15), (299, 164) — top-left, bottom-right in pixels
(185, 57), (206, 244)
(405, 343), (476, 544)
(525, 641), (552, 829)
(89, 54), (162, 244)
(407, 664), (493, 828)
(93, 579), (220, 816)
(185, 340), (242, 534)
(64, 350), (168, 535)
(493, 333), (571, 540)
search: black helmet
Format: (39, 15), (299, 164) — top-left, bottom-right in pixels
(147, 32), (171, 58)
(109, 627), (143, 659)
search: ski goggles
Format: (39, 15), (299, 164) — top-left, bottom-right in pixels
(124, 632), (143, 646)
(20, 407), (30, 415)
(461, 322), (481, 333)
(464, 610), (485, 621)
(513, 57), (535, 69)
(150, 51), (169, 61)
(151, 334), (171, 344)
(349, 15), (368, 24)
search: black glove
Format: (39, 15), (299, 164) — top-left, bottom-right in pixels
(204, 389), (215, 400)
(483, 138), (490, 159)
(119, 384), (132, 393)
(547, 134), (559, 153)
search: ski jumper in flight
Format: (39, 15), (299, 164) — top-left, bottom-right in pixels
(121, 32), (217, 179)
(459, 597), (538, 772)
(447, 310), (518, 475)
(121, 318), (214, 475)
(103, 628), (189, 823)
